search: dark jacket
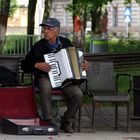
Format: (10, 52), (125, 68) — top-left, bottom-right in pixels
(21, 36), (73, 84)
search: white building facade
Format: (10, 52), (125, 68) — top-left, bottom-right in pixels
(108, 0), (140, 38)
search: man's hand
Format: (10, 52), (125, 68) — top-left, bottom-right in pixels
(82, 60), (88, 71)
(35, 62), (51, 72)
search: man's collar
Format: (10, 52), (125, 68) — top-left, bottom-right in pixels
(47, 37), (60, 46)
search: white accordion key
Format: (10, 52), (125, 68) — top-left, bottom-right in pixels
(44, 53), (62, 88)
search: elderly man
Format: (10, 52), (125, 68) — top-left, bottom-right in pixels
(21, 18), (88, 133)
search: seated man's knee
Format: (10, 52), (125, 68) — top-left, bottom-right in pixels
(38, 77), (52, 98)
(39, 78), (51, 90)
(63, 85), (83, 100)
(71, 86), (83, 101)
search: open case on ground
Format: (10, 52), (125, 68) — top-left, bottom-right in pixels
(1, 118), (58, 135)
(0, 86), (58, 135)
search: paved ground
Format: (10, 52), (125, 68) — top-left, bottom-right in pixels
(0, 106), (140, 140)
(0, 131), (140, 140)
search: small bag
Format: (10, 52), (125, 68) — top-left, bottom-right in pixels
(0, 66), (19, 86)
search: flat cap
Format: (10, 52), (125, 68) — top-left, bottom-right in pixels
(39, 18), (60, 28)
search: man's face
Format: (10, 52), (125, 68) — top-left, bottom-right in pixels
(43, 26), (60, 41)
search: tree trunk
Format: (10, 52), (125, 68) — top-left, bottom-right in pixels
(42, 0), (52, 22)
(27, 0), (37, 49)
(73, 1), (87, 52)
(91, 7), (102, 36)
(40, 0), (52, 34)
(0, 0), (11, 54)
(27, 0), (37, 35)
(81, 5), (87, 52)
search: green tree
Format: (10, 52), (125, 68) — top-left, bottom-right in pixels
(0, 0), (11, 54)
(68, 0), (131, 32)
(41, 0), (52, 33)
(42, 0), (52, 23)
(9, 0), (17, 16)
(0, 0), (17, 32)
(66, 0), (113, 50)
(67, 0), (112, 34)
(0, 0), (17, 54)
(136, 0), (140, 3)
(27, 0), (52, 35)
(27, 0), (37, 35)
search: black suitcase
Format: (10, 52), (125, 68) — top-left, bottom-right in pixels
(1, 118), (58, 135)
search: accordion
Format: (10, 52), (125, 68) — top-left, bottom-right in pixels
(44, 47), (87, 88)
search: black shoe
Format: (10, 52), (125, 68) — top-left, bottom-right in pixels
(61, 123), (74, 133)
(60, 116), (74, 133)
(48, 119), (56, 125)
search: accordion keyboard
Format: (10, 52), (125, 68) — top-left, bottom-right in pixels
(45, 53), (62, 88)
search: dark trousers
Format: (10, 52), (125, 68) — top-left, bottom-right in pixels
(38, 77), (83, 123)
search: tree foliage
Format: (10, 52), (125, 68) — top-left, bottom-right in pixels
(66, 0), (114, 49)
(9, 0), (17, 16)
(0, 0), (11, 53)
(66, 0), (113, 34)
(0, 0), (17, 36)
(0, 0), (17, 16)
(136, 0), (140, 3)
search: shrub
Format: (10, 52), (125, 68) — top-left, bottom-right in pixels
(108, 38), (140, 53)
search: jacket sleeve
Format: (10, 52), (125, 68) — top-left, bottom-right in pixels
(21, 48), (36, 73)
(66, 38), (73, 47)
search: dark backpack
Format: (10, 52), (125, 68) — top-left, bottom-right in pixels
(0, 66), (19, 86)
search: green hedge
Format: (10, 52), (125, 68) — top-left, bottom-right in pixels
(108, 38), (140, 53)
(84, 36), (140, 53)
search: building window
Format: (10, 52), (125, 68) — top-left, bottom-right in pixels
(113, 7), (118, 27)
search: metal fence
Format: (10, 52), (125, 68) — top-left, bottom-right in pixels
(0, 35), (41, 55)
(0, 33), (87, 56)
